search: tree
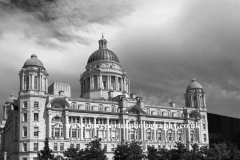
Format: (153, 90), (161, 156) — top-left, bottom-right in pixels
(147, 145), (160, 160)
(63, 146), (80, 159)
(38, 138), (55, 160)
(64, 138), (107, 160)
(79, 138), (107, 160)
(114, 141), (145, 160)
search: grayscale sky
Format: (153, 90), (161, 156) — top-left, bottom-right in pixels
(1, 0), (240, 120)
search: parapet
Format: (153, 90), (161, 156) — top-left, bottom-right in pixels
(48, 82), (71, 97)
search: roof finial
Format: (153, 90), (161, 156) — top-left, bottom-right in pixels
(102, 32), (104, 39)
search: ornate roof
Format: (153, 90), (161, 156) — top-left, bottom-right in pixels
(6, 94), (17, 104)
(87, 49), (119, 64)
(187, 79), (203, 90)
(87, 35), (120, 64)
(23, 54), (44, 68)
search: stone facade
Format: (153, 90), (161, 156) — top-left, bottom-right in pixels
(0, 36), (209, 160)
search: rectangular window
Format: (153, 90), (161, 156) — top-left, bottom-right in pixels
(203, 124), (206, 130)
(72, 129), (77, 138)
(77, 144), (80, 149)
(34, 102), (39, 108)
(34, 143), (38, 151)
(23, 126), (27, 137)
(147, 132), (151, 140)
(60, 143), (64, 151)
(23, 143), (27, 151)
(157, 132), (161, 140)
(104, 144), (107, 151)
(23, 158), (27, 160)
(23, 101), (27, 108)
(158, 145), (161, 150)
(70, 144), (74, 148)
(54, 143), (58, 151)
(111, 144), (115, 151)
(55, 128), (60, 137)
(34, 113), (39, 121)
(23, 113), (27, 122)
(204, 134), (207, 141)
(168, 133), (172, 141)
(34, 127), (39, 136)
(190, 134), (194, 142)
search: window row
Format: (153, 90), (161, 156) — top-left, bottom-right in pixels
(22, 113), (39, 122)
(22, 126), (39, 137)
(70, 103), (118, 112)
(146, 109), (183, 118)
(22, 143), (38, 152)
(22, 101), (39, 108)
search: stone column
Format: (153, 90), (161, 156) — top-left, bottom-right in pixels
(107, 76), (110, 89)
(123, 119), (125, 141)
(46, 78), (48, 93)
(115, 76), (118, 90)
(99, 75), (102, 89)
(153, 121), (156, 141)
(94, 117), (96, 138)
(48, 110), (52, 138)
(143, 120), (145, 141)
(80, 117), (83, 140)
(175, 130), (177, 141)
(140, 121), (143, 140)
(31, 74), (34, 90)
(123, 78), (125, 92)
(65, 112), (69, 139)
(128, 79), (130, 94)
(107, 118), (109, 141)
(125, 119), (129, 141)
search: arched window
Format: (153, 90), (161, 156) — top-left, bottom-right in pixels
(177, 130), (182, 141)
(202, 115), (206, 120)
(52, 102), (64, 109)
(146, 108), (150, 115)
(34, 76), (38, 90)
(157, 110), (161, 116)
(162, 111), (167, 117)
(190, 130), (195, 142)
(99, 105), (103, 112)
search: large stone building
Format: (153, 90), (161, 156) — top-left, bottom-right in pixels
(0, 36), (209, 160)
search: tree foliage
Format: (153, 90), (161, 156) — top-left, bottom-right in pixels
(38, 138), (55, 160)
(114, 141), (145, 160)
(63, 138), (107, 160)
(146, 141), (240, 160)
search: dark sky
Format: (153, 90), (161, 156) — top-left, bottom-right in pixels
(1, 0), (240, 120)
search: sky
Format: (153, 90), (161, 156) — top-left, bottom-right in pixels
(1, 0), (240, 120)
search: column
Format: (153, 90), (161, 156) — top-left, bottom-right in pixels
(65, 113), (69, 139)
(107, 76), (110, 89)
(80, 117), (83, 140)
(46, 79), (48, 93)
(128, 79), (130, 94)
(175, 130), (177, 141)
(48, 111), (52, 138)
(123, 78), (125, 92)
(123, 119), (125, 141)
(99, 75), (102, 89)
(31, 74), (34, 90)
(106, 118), (109, 141)
(198, 122), (202, 143)
(153, 121), (156, 141)
(140, 121), (143, 140)
(125, 119), (129, 141)
(120, 78), (123, 91)
(94, 117), (96, 138)
(115, 76), (118, 90)
(143, 120), (145, 141)
(97, 75), (100, 89)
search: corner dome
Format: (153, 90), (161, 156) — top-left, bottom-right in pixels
(6, 94), (17, 104)
(23, 54), (44, 68)
(187, 79), (203, 90)
(87, 49), (119, 64)
(87, 34), (120, 64)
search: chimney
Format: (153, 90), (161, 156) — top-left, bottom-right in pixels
(169, 102), (175, 108)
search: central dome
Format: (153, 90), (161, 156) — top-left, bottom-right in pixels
(87, 49), (119, 64)
(87, 34), (120, 64)
(23, 54), (44, 68)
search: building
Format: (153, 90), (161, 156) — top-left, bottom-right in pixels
(0, 36), (209, 160)
(208, 113), (240, 149)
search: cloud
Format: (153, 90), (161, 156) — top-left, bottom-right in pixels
(0, 0), (140, 47)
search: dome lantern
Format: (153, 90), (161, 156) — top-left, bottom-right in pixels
(99, 33), (107, 49)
